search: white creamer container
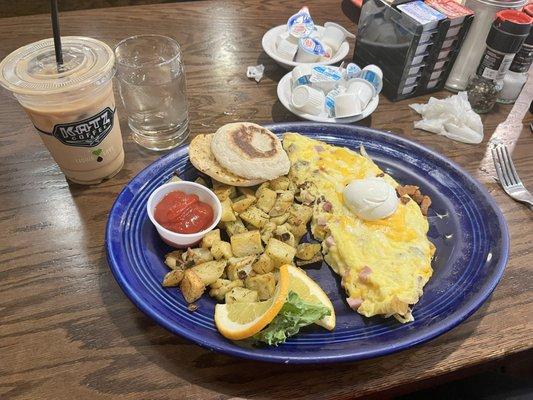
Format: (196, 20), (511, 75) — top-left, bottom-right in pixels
(445, 0), (528, 92)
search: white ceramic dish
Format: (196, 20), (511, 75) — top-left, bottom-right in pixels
(277, 70), (379, 123)
(146, 181), (221, 248)
(262, 25), (350, 69)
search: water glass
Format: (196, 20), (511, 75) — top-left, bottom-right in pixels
(115, 35), (189, 151)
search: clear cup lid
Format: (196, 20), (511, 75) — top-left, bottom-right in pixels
(0, 36), (115, 95)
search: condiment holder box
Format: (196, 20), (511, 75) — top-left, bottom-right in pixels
(353, 0), (473, 101)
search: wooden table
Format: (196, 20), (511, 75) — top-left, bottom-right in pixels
(1, 1), (532, 399)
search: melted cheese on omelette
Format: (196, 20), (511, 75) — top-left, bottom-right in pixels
(283, 133), (434, 322)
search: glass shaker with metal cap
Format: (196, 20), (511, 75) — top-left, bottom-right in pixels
(498, 5), (533, 104)
(466, 10), (532, 113)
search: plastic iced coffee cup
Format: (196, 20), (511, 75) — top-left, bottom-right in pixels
(0, 36), (124, 185)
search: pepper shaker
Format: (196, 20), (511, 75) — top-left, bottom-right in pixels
(499, 5), (533, 104)
(466, 10), (531, 113)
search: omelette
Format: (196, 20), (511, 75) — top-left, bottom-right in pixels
(283, 133), (435, 323)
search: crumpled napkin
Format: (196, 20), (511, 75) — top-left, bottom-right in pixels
(246, 64), (265, 83)
(409, 92), (483, 144)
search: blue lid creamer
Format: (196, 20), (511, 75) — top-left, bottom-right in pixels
(325, 86), (345, 117)
(345, 63), (362, 80)
(299, 37), (329, 57)
(360, 70), (381, 92)
(311, 65), (343, 81)
(287, 7), (316, 39)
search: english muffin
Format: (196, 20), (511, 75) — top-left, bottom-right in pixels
(189, 134), (263, 187)
(211, 122), (290, 180)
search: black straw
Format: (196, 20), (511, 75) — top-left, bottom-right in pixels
(51, 0), (63, 66)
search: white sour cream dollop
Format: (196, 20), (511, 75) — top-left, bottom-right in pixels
(343, 178), (399, 221)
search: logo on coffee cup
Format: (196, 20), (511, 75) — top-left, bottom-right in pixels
(49, 107), (115, 147)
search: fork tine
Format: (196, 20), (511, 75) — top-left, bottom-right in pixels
(501, 146), (522, 185)
(491, 147), (509, 187)
(497, 146), (518, 186)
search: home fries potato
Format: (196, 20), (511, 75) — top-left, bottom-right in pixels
(160, 174), (320, 305)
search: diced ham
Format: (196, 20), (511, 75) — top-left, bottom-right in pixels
(420, 195), (432, 216)
(347, 297), (363, 310)
(358, 266), (373, 282)
(314, 145), (324, 152)
(325, 236), (335, 247)
(400, 197), (411, 205)
(322, 201), (332, 212)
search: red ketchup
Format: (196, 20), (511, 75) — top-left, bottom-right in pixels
(154, 190), (214, 234)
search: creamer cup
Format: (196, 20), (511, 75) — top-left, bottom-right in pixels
(292, 64), (314, 88)
(345, 63), (362, 80)
(295, 37), (328, 63)
(321, 22), (355, 53)
(325, 85), (346, 117)
(291, 85), (325, 115)
(310, 65), (342, 92)
(277, 38), (299, 61)
(360, 65), (383, 94)
(347, 78), (376, 109)
(334, 92), (362, 118)
(287, 7), (315, 41)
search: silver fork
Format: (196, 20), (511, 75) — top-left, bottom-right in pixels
(491, 145), (533, 207)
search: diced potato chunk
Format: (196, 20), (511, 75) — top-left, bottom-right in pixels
(288, 204), (313, 226)
(296, 243), (322, 261)
(275, 224), (296, 248)
(225, 287), (259, 303)
(183, 247), (213, 265)
(194, 176), (208, 186)
(226, 256), (255, 280)
(230, 230), (264, 257)
(224, 217), (248, 237)
(239, 205), (269, 228)
(213, 182), (237, 201)
(289, 222), (308, 243)
(210, 240), (232, 260)
(209, 279), (244, 301)
(220, 198), (236, 222)
(245, 273), (276, 300)
(269, 176), (290, 191)
(190, 260), (226, 285)
(162, 269), (184, 287)
(237, 187), (256, 197)
(270, 213), (289, 225)
(265, 238), (297, 267)
(256, 187), (277, 213)
(180, 269), (205, 303)
(232, 195), (256, 214)
(164, 250), (183, 269)
(255, 182), (270, 198)
(269, 191), (294, 217)
(252, 253), (275, 274)
(260, 221), (277, 244)
(201, 229), (220, 249)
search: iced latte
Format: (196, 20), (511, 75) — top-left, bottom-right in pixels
(0, 36), (124, 184)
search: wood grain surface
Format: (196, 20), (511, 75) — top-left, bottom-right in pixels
(0, 1), (532, 399)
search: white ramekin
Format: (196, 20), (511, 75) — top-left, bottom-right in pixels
(146, 181), (222, 248)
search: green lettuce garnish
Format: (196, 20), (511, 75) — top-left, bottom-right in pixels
(254, 291), (330, 346)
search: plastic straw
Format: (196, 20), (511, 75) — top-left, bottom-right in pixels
(51, 0), (63, 66)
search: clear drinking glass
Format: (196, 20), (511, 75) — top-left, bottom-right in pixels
(115, 35), (189, 151)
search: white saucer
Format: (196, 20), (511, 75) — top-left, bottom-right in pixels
(262, 25), (350, 70)
(277, 70), (379, 123)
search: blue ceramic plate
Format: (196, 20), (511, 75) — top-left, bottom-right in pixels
(105, 122), (509, 364)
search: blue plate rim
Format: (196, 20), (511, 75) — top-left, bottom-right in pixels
(105, 122), (510, 363)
